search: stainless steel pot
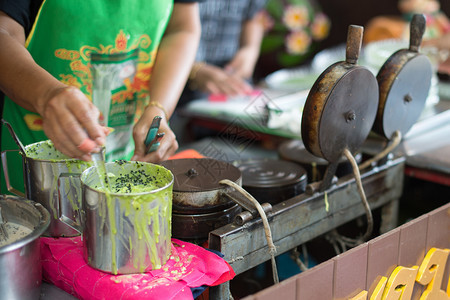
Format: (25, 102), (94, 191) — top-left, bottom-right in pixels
(0, 195), (50, 300)
(64, 161), (174, 275)
(3, 140), (92, 237)
(1, 121), (91, 237)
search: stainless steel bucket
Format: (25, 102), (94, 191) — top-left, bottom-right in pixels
(17, 140), (92, 237)
(1, 120), (92, 237)
(77, 161), (174, 275)
(0, 195), (50, 300)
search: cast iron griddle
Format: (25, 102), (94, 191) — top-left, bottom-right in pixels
(233, 158), (307, 205)
(160, 158), (241, 192)
(373, 14), (433, 139)
(301, 25), (379, 163)
(234, 158), (307, 189)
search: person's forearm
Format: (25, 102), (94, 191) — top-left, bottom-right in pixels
(240, 15), (265, 56)
(225, 14), (265, 79)
(147, 3), (201, 119)
(0, 13), (66, 115)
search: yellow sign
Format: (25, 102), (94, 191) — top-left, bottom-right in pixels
(350, 247), (450, 300)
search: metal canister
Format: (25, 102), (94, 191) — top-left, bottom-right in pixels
(4, 140), (91, 237)
(0, 195), (50, 300)
(80, 161), (174, 275)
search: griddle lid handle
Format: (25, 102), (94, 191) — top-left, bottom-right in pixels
(409, 14), (426, 53)
(345, 25), (363, 65)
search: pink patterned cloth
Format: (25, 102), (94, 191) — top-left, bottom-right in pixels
(40, 237), (235, 300)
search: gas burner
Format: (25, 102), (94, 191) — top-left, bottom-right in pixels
(160, 158), (244, 241)
(233, 158), (307, 205)
(172, 204), (241, 242)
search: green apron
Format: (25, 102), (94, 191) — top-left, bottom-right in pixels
(1, 0), (173, 194)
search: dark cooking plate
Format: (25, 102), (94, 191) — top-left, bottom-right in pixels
(301, 25), (379, 164)
(160, 158), (242, 214)
(233, 158), (307, 205)
(373, 14), (432, 139)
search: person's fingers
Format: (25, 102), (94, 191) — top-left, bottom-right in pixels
(199, 66), (237, 95)
(132, 137), (177, 162)
(103, 126), (114, 136)
(63, 88), (105, 147)
(229, 73), (252, 90)
(161, 139), (178, 161)
(204, 81), (222, 95)
(42, 120), (75, 157)
(131, 119), (150, 160)
(132, 110), (163, 161)
(41, 87), (104, 159)
(77, 138), (99, 152)
(216, 75), (252, 96)
(142, 134), (178, 162)
(132, 113), (178, 163)
(198, 65), (252, 97)
(43, 110), (96, 159)
(151, 130), (177, 161)
(42, 112), (89, 159)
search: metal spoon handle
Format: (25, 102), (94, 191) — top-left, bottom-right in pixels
(92, 147), (111, 191)
(0, 206), (9, 239)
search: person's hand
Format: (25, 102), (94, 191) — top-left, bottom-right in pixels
(224, 46), (260, 80)
(192, 63), (253, 97)
(131, 106), (178, 162)
(40, 86), (107, 161)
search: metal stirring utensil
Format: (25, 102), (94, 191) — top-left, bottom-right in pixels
(0, 206), (8, 240)
(91, 146), (112, 191)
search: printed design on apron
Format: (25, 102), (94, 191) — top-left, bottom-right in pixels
(26, 30), (156, 160)
(54, 30), (154, 103)
(24, 114), (44, 131)
(24, 30), (155, 132)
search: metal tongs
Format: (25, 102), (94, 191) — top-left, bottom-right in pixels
(144, 116), (165, 153)
(0, 206), (8, 240)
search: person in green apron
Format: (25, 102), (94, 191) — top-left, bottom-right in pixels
(0, 0), (201, 194)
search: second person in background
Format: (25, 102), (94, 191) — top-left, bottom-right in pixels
(178, 0), (268, 105)
(172, 0), (268, 145)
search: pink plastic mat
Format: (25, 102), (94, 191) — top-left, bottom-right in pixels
(40, 237), (234, 300)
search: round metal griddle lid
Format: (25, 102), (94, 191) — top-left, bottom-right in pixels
(301, 25), (379, 162)
(160, 158), (241, 192)
(234, 158), (307, 188)
(373, 14), (433, 139)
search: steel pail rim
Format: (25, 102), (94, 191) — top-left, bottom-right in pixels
(81, 161), (174, 196)
(0, 195), (50, 254)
